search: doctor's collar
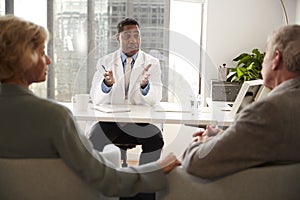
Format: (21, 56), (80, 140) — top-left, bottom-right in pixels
(121, 51), (139, 63)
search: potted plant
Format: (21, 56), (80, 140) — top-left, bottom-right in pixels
(227, 48), (265, 83)
(211, 48), (265, 102)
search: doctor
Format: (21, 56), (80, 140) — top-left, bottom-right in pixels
(88, 17), (164, 169)
(90, 20), (162, 106)
(88, 18), (164, 200)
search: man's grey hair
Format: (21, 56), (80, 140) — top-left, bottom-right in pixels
(267, 24), (300, 72)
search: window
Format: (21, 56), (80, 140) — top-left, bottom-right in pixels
(0, 0), (4, 15)
(169, 0), (202, 103)
(14, 0), (48, 98)
(4, 0), (204, 104)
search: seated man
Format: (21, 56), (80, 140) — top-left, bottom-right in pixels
(182, 24), (300, 179)
(88, 18), (164, 166)
(88, 17), (164, 200)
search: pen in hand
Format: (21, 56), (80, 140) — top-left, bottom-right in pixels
(101, 65), (108, 72)
(102, 65), (115, 86)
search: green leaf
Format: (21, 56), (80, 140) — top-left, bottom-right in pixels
(233, 53), (249, 62)
(252, 48), (260, 55)
(228, 48), (265, 83)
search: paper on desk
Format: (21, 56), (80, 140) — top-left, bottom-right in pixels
(93, 104), (131, 113)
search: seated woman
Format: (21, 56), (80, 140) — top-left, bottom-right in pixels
(0, 15), (180, 197)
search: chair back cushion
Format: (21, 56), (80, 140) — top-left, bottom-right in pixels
(157, 164), (300, 200)
(0, 158), (116, 200)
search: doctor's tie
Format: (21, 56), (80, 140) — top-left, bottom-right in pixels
(124, 57), (133, 99)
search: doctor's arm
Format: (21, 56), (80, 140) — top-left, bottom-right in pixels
(140, 60), (162, 104)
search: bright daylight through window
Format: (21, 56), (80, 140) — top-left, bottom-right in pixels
(4, 0), (203, 104)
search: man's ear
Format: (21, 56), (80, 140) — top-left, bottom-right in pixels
(272, 50), (282, 70)
(116, 34), (120, 43)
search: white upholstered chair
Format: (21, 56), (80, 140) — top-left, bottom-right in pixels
(0, 144), (120, 200)
(157, 164), (300, 200)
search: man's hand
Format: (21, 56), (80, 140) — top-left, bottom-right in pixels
(140, 64), (151, 88)
(193, 125), (223, 143)
(103, 69), (115, 87)
(157, 153), (181, 174)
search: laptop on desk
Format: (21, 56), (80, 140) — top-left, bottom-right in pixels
(208, 80), (270, 118)
(228, 79), (270, 117)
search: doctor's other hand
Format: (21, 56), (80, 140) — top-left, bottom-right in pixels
(103, 69), (115, 87)
(140, 64), (152, 88)
(157, 153), (181, 174)
(193, 125), (224, 143)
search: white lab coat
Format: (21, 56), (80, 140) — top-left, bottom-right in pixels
(90, 50), (163, 106)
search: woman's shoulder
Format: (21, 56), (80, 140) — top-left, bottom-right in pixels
(33, 96), (73, 118)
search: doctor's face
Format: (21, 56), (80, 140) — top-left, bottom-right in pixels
(117, 24), (141, 57)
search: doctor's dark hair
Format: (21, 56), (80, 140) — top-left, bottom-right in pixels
(117, 18), (140, 34)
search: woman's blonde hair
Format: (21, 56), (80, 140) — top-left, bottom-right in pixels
(0, 15), (49, 82)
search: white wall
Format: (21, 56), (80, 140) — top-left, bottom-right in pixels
(297, 0), (300, 23)
(201, 0), (298, 104)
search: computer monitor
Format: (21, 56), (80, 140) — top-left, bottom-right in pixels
(229, 79), (266, 117)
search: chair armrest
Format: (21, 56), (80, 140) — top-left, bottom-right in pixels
(157, 164), (300, 200)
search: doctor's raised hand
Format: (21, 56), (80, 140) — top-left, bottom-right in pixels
(140, 63), (152, 88)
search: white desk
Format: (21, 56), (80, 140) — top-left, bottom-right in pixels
(59, 102), (234, 127)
